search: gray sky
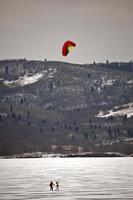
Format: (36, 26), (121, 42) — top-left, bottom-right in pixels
(0, 0), (133, 64)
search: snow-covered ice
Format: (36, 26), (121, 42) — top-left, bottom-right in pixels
(0, 158), (133, 199)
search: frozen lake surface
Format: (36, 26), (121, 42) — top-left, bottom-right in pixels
(0, 157), (133, 200)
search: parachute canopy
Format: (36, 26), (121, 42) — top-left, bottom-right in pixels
(62, 40), (76, 56)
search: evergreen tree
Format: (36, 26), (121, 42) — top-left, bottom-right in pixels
(84, 132), (88, 140)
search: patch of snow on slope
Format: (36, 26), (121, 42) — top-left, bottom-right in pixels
(0, 113), (8, 118)
(127, 79), (133, 84)
(4, 68), (57, 87)
(47, 68), (57, 78)
(96, 102), (133, 118)
(4, 72), (44, 87)
(101, 77), (115, 87)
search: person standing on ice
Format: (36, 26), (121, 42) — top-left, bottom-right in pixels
(55, 181), (59, 191)
(49, 181), (55, 191)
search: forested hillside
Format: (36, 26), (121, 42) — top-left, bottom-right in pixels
(0, 59), (133, 156)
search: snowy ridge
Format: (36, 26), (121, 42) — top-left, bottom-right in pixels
(96, 102), (133, 118)
(4, 68), (57, 87)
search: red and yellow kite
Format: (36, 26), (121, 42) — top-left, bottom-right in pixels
(62, 40), (76, 56)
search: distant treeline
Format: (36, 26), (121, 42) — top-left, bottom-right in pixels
(0, 59), (133, 72)
(89, 60), (133, 72)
